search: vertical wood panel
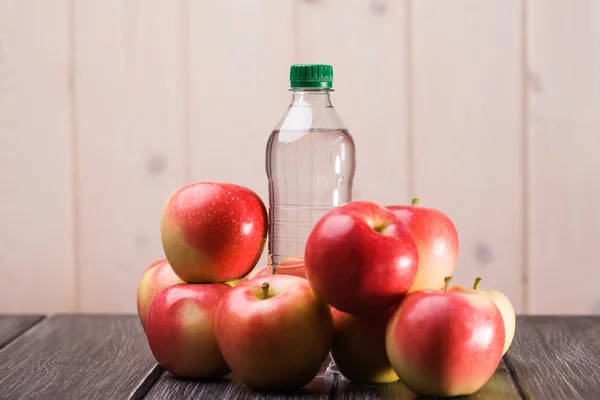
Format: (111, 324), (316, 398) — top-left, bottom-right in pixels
(188, 1), (294, 202)
(0, 1), (74, 312)
(74, 1), (188, 312)
(188, 1), (294, 269)
(296, 0), (410, 205)
(527, 1), (600, 314)
(411, 1), (525, 311)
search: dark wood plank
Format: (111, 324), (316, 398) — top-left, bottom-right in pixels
(330, 375), (412, 400)
(469, 360), (522, 400)
(504, 315), (600, 400)
(331, 360), (520, 400)
(0, 315), (44, 349)
(144, 356), (335, 400)
(146, 353), (518, 400)
(0, 315), (157, 399)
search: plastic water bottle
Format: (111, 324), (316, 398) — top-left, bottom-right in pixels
(265, 64), (356, 275)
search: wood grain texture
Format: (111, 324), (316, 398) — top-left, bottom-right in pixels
(331, 376), (413, 400)
(0, 315), (156, 399)
(145, 356), (519, 399)
(5, 316), (599, 399)
(332, 360), (519, 399)
(144, 357), (334, 400)
(470, 360), (522, 400)
(0, 315), (44, 349)
(526, 0), (600, 314)
(0, 0), (75, 313)
(410, 0), (525, 311)
(74, 1), (188, 312)
(296, 0), (410, 205)
(505, 316), (600, 399)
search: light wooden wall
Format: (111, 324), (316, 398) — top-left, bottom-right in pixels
(0, 0), (598, 315)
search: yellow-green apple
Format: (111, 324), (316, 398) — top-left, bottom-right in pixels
(385, 277), (505, 397)
(160, 182), (268, 283)
(136, 258), (184, 331)
(387, 199), (459, 292)
(330, 306), (399, 383)
(146, 282), (231, 380)
(304, 201), (419, 315)
(215, 275), (333, 390)
(472, 277), (516, 355)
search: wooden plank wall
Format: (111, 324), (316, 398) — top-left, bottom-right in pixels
(0, 0), (598, 315)
(526, 0), (600, 314)
(0, 0), (75, 313)
(410, 1), (525, 311)
(296, 0), (411, 205)
(74, 1), (188, 312)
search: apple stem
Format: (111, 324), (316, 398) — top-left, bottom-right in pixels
(411, 198), (419, 206)
(261, 282), (270, 299)
(444, 276), (452, 292)
(473, 277), (482, 290)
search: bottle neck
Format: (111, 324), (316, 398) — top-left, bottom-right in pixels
(290, 89), (333, 108)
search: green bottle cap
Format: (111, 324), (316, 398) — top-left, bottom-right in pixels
(289, 64), (333, 89)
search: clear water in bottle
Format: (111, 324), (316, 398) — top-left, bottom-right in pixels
(265, 64), (356, 274)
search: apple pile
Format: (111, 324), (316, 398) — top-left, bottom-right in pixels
(304, 199), (516, 396)
(136, 181), (331, 389)
(136, 182), (516, 397)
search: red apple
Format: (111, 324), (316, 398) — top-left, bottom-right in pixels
(385, 277), (505, 397)
(330, 306), (399, 383)
(160, 182), (268, 283)
(146, 282), (231, 380)
(304, 201), (419, 315)
(215, 275), (333, 390)
(136, 258), (184, 331)
(387, 198), (459, 292)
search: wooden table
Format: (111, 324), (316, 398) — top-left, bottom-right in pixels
(0, 315), (598, 399)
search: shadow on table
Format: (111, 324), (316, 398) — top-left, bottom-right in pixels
(333, 358), (520, 400)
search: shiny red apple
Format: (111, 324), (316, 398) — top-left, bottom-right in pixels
(330, 306), (399, 383)
(304, 201), (419, 315)
(136, 258), (184, 331)
(385, 277), (505, 397)
(146, 283), (231, 380)
(160, 182), (268, 283)
(386, 199), (459, 292)
(215, 275), (333, 390)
